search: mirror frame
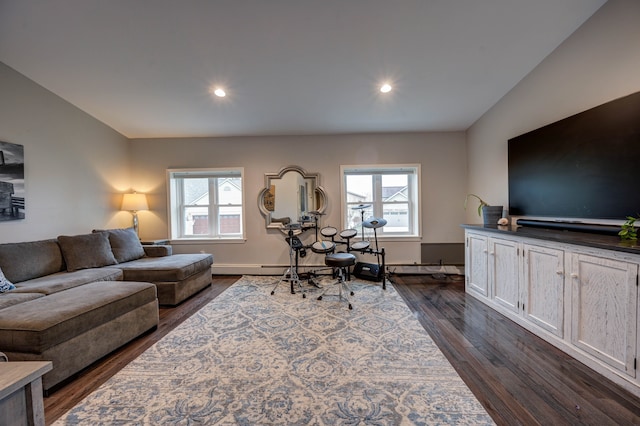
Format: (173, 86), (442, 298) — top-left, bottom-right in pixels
(258, 165), (327, 229)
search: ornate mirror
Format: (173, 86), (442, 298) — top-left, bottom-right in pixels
(258, 165), (327, 229)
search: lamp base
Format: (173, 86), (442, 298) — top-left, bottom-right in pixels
(132, 212), (139, 236)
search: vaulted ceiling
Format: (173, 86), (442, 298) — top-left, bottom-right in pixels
(0, 0), (606, 138)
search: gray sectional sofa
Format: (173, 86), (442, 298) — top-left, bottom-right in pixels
(0, 228), (213, 392)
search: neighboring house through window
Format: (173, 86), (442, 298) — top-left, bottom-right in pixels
(341, 164), (420, 238)
(167, 168), (244, 240)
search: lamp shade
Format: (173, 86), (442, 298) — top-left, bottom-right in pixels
(121, 193), (148, 211)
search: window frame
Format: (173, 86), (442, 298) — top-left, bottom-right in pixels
(340, 164), (421, 239)
(167, 167), (246, 242)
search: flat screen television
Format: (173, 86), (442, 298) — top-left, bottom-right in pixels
(508, 91), (640, 221)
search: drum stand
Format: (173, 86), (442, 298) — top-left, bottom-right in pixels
(271, 227), (307, 297)
(352, 216), (389, 290)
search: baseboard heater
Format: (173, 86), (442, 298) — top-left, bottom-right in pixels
(516, 219), (622, 236)
(421, 243), (465, 265)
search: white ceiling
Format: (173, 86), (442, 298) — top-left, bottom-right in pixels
(0, 0), (606, 139)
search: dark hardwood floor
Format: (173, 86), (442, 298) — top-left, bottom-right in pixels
(44, 274), (640, 425)
(392, 274), (640, 426)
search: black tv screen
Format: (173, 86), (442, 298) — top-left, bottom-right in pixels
(508, 91), (640, 220)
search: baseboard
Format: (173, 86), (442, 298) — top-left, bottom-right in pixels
(211, 263), (464, 276)
(388, 264), (464, 275)
(212, 264), (274, 275)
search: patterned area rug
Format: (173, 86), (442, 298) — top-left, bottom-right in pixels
(54, 276), (494, 425)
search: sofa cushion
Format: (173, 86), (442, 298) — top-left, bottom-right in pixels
(0, 293), (44, 310)
(0, 239), (65, 283)
(117, 253), (213, 282)
(0, 267), (15, 293)
(10, 267), (123, 295)
(94, 228), (145, 263)
(57, 233), (117, 272)
(0, 281), (157, 353)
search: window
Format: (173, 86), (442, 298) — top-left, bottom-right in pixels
(167, 168), (244, 240)
(341, 165), (420, 237)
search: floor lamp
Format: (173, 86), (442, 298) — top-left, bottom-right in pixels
(121, 192), (148, 236)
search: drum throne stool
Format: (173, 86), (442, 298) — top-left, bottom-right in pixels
(271, 224), (307, 297)
(316, 252), (356, 309)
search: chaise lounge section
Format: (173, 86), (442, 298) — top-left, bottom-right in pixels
(0, 280), (158, 392)
(116, 253), (214, 306)
(92, 228), (214, 306)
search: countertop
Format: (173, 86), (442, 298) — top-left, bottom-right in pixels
(461, 223), (640, 256)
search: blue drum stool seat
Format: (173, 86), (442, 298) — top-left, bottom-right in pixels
(317, 252), (356, 310)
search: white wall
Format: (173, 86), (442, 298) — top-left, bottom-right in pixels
(466, 0), (640, 224)
(0, 62), (132, 243)
(130, 132), (467, 273)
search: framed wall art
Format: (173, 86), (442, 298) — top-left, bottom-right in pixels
(0, 141), (25, 221)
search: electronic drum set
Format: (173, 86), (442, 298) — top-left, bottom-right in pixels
(271, 203), (388, 298)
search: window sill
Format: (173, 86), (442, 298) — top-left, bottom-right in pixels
(365, 235), (422, 242)
(169, 238), (246, 244)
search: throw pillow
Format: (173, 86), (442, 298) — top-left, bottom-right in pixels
(94, 228), (145, 263)
(57, 232), (118, 272)
(0, 239), (65, 284)
(0, 267), (16, 293)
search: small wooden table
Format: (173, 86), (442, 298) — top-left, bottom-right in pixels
(0, 361), (52, 426)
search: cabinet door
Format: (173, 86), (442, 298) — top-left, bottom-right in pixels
(570, 253), (638, 377)
(489, 237), (520, 313)
(523, 244), (564, 337)
(466, 232), (489, 298)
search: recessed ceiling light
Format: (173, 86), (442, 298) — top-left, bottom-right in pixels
(212, 87), (226, 97)
(380, 83), (392, 93)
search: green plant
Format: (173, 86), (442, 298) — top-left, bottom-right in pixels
(464, 194), (489, 216)
(619, 215), (640, 241)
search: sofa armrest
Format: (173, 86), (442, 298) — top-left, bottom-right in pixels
(143, 245), (172, 257)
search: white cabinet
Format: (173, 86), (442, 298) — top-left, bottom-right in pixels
(522, 244), (565, 337)
(489, 237), (520, 314)
(570, 253), (638, 377)
(466, 232), (489, 299)
(463, 226), (640, 396)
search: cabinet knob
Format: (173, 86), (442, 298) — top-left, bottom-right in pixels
(490, 251), (495, 256)
(556, 271), (564, 276)
(570, 273), (578, 279)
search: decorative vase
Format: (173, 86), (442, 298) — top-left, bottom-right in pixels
(482, 205), (504, 226)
